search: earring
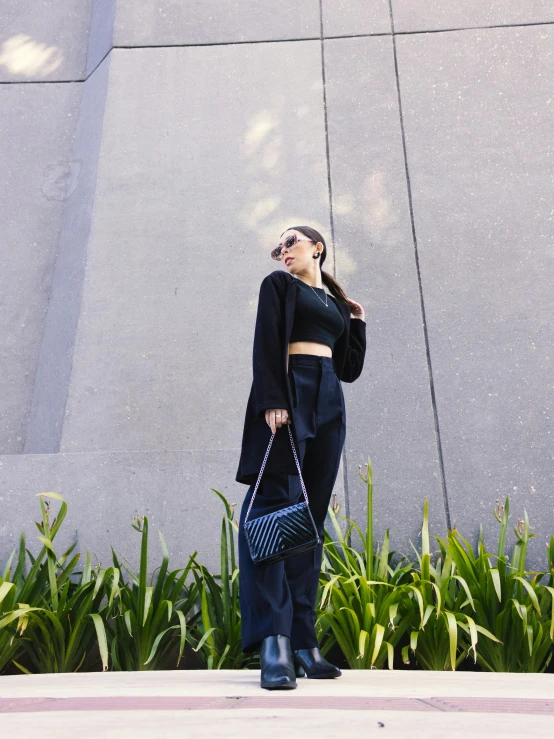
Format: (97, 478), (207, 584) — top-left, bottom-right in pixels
(313, 252), (321, 259)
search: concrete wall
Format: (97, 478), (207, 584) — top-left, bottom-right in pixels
(1, 2), (553, 574)
(0, 0), (115, 82)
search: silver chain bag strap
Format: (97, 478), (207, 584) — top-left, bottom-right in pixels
(243, 423), (320, 566)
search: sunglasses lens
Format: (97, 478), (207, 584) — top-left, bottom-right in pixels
(271, 234), (299, 259)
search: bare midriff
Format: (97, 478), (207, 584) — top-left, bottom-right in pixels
(286, 341), (331, 371)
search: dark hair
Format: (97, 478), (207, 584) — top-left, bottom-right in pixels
(279, 225), (349, 304)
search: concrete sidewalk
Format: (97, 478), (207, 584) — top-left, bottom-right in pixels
(1, 669), (553, 737)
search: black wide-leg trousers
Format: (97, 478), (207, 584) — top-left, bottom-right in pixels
(238, 354), (346, 654)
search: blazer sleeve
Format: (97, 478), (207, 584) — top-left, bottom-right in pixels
(340, 317), (367, 383)
(252, 272), (291, 417)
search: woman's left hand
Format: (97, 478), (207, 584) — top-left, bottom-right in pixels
(347, 298), (365, 321)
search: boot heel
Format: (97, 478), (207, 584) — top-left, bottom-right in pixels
(294, 660), (306, 678)
(292, 647), (342, 679)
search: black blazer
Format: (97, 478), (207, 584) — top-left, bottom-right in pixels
(235, 269), (367, 485)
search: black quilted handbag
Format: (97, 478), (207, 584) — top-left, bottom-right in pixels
(243, 423), (320, 566)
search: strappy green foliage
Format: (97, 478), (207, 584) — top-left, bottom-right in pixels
(430, 499), (554, 672)
(317, 460), (418, 669)
(403, 496), (500, 671)
(106, 514), (197, 671)
(186, 489), (258, 669)
(317, 458), (553, 672)
(0, 493), (110, 673)
(1, 475), (552, 674)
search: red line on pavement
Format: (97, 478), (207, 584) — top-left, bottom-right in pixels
(0, 696), (553, 714)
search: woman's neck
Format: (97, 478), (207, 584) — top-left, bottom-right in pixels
(294, 273), (324, 289)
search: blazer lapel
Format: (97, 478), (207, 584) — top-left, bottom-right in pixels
(284, 275), (299, 350)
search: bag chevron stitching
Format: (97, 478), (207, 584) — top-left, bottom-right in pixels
(243, 424), (320, 565)
(244, 501), (319, 565)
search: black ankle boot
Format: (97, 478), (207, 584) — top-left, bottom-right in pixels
(293, 647), (342, 678)
(260, 635), (297, 690)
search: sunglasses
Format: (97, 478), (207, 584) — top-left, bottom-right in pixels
(271, 234), (314, 261)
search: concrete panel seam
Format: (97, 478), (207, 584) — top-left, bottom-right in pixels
(4, 23), (552, 87)
(388, 0), (452, 530)
(0, 47), (113, 87)
(111, 19), (554, 48)
(318, 0), (353, 525)
(113, 35), (391, 51)
(394, 21), (554, 37)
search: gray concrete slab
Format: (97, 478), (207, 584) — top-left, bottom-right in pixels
(114, 0), (321, 47)
(0, 449), (239, 574)
(395, 25), (554, 569)
(25, 54), (112, 454)
(0, 82), (81, 453)
(2, 0), (553, 588)
(323, 36), (447, 554)
(0, 39), (346, 569)
(59, 43), (330, 459)
(86, 0), (116, 78)
(0, 0), (114, 82)
(0, 0), (93, 82)
(392, 0), (554, 33)
(323, 0), (391, 37)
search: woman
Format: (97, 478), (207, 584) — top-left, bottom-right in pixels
(236, 225), (366, 690)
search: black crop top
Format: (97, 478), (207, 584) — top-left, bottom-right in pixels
(289, 278), (345, 351)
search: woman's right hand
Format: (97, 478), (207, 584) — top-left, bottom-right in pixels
(265, 408), (290, 434)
